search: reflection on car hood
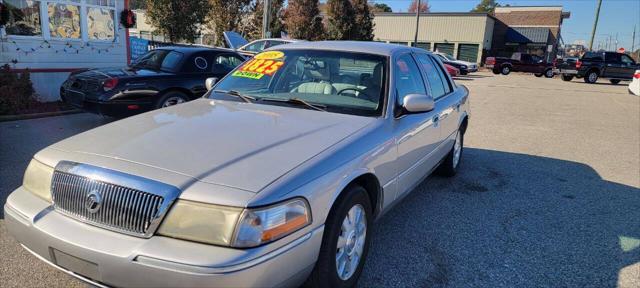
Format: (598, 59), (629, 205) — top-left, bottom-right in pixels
(50, 99), (375, 192)
(73, 67), (173, 79)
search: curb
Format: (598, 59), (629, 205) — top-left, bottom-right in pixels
(0, 109), (83, 122)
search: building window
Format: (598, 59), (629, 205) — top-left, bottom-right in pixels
(48, 2), (82, 39)
(4, 0), (42, 36)
(87, 7), (114, 40)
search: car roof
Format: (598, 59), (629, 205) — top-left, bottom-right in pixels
(265, 41), (426, 56)
(156, 46), (237, 54)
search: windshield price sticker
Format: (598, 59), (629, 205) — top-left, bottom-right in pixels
(233, 59), (284, 79)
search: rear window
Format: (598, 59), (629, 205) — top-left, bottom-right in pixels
(582, 52), (603, 61)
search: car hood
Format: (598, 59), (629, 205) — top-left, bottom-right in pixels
(49, 99), (375, 192)
(73, 67), (173, 80)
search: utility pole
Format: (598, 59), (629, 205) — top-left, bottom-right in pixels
(413, 0), (421, 47)
(262, 0), (271, 38)
(632, 25), (636, 57)
(588, 0), (602, 50)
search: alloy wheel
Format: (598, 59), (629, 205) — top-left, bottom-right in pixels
(335, 204), (367, 281)
(588, 72), (598, 83)
(162, 96), (186, 107)
(453, 132), (462, 168)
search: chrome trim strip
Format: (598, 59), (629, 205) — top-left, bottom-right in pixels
(20, 244), (111, 288)
(134, 228), (318, 275)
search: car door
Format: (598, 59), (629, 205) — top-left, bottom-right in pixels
(414, 53), (460, 155)
(620, 54), (637, 79)
(393, 53), (442, 199)
(604, 52), (623, 78)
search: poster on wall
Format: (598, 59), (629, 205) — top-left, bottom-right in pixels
(129, 37), (149, 62)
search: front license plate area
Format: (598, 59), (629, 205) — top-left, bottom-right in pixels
(52, 248), (100, 281)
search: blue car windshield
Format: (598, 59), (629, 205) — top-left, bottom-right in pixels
(210, 49), (387, 116)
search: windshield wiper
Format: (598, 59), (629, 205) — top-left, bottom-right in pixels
(260, 97), (326, 112)
(213, 89), (256, 103)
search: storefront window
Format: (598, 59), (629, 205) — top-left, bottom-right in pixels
(87, 7), (114, 40)
(4, 0), (42, 36)
(48, 2), (81, 39)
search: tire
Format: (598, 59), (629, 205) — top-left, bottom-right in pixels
(492, 69), (500, 75)
(436, 130), (464, 177)
(561, 74), (574, 81)
(534, 73), (543, 77)
(584, 70), (599, 84)
(306, 185), (372, 288)
(544, 68), (555, 78)
(610, 79), (621, 85)
(155, 91), (189, 109)
(501, 65), (511, 75)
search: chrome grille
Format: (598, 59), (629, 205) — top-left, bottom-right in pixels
(51, 171), (164, 236)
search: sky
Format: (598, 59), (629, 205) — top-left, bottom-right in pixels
(374, 0), (640, 51)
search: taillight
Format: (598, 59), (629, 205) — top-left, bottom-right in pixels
(486, 57), (495, 65)
(575, 60), (582, 69)
(634, 72), (640, 79)
(102, 78), (119, 91)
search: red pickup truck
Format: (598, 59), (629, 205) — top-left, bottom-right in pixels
(485, 53), (555, 78)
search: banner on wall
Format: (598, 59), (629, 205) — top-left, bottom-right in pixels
(129, 37), (149, 61)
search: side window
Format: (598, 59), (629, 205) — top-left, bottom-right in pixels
(605, 53), (621, 63)
(244, 41), (266, 52)
(522, 54), (532, 63)
(414, 54), (448, 100)
(394, 54), (427, 106)
(621, 55), (635, 64)
(429, 55), (452, 94)
(213, 54), (244, 73)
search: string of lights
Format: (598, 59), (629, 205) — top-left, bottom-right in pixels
(8, 38), (119, 56)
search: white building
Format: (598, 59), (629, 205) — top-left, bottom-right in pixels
(0, 0), (129, 101)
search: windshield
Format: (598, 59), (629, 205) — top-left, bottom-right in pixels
(210, 49), (387, 116)
(132, 50), (184, 72)
(441, 53), (456, 61)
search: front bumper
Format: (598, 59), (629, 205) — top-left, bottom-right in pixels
(5, 187), (322, 288)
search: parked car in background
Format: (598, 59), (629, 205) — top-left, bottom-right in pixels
(485, 52), (554, 78)
(236, 38), (299, 57)
(60, 47), (245, 117)
(433, 52), (478, 75)
(559, 51), (640, 84)
(630, 70), (640, 96)
(555, 56), (579, 81)
(444, 63), (460, 77)
(6, 41), (470, 288)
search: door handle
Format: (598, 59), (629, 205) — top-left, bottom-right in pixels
(432, 116), (439, 127)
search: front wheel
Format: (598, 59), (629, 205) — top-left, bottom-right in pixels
(561, 74), (574, 81)
(610, 79), (621, 85)
(156, 91), (189, 109)
(437, 130), (464, 177)
(306, 186), (372, 288)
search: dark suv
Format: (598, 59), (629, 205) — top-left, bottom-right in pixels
(559, 51), (639, 84)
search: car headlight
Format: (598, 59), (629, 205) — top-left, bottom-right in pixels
(461, 65), (467, 69)
(157, 198), (311, 248)
(23, 159), (54, 202)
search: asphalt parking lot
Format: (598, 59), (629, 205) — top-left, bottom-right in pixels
(1, 71), (638, 287)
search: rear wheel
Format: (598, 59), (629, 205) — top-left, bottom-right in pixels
(306, 186), (372, 288)
(492, 69), (500, 75)
(437, 130), (464, 177)
(610, 79), (621, 85)
(561, 74), (574, 81)
(544, 68), (555, 78)
(155, 91), (189, 109)
(501, 65), (511, 75)
(584, 70), (599, 84)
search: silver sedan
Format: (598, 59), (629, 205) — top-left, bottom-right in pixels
(4, 41), (469, 287)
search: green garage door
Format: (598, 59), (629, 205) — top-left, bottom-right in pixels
(414, 42), (431, 51)
(457, 44), (479, 63)
(434, 43), (454, 56)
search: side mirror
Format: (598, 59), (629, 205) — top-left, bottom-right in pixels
(205, 77), (218, 91)
(402, 94), (434, 114)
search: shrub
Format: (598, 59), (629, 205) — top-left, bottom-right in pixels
(0, 64), (38, 115)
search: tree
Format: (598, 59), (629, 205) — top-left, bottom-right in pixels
(408, 0), (430, 13)
(352, 0), (374, 40)
(371, 3), (392, 13)
(145, 0), (210, 43)
(284, 0), (325, 40)
(325, 0), (355, 40)
(207, 0), (251, 46)
(470, 0), (502, 13)
(245, 0), (285, 40)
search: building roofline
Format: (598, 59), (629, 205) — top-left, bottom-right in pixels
(373, 12), (497, 20)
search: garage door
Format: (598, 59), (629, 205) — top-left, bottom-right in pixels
(414, 42), (431, 51)
(457, 44), (479, 63)
(434, 43), (454, 56)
